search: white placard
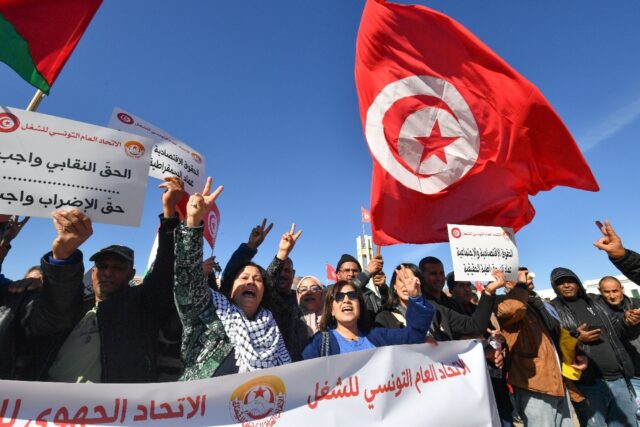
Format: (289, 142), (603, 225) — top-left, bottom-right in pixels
(0, 340), (498, 426)
(108, 108), (206, 193)
(0, 108), (153, 226)
(447, 224), (518, 282)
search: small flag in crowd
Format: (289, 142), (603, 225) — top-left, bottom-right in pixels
(361, 207), (371, 223)
(0, 0), (102, 94)
(176, 193), (220, 250)
(355, 0), (599, 245)
(326, 263), (338, 282)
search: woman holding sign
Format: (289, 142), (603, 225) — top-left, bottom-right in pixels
(301, 266), (435, 359)
(174, 178), (291, 380)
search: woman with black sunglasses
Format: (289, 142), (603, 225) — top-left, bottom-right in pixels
(301, 266), (435, 359)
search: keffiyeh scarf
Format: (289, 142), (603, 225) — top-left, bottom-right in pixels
(210, 289), (291, 372)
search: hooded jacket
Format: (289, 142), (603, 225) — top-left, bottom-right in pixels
(549, 267), (634, 382)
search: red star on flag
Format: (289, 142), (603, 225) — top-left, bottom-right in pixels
(414, 119), (458, 165)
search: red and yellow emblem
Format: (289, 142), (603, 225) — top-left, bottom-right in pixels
(229, 375), (286, 426)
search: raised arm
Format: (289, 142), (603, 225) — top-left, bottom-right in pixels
(173, 178), (223, 324)
(140, 176), (183, 313)
(266, 223), (302, 289)
(369, 266), (435, 345)
(25, 209), (90, 336)
(222, 219), (272, 282)
(594, 220), (640, 285)
(353, 248), (383, 289)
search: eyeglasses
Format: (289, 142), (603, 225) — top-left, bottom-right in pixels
(297, 285), (323, 294)
(335, 291), (358, 302)
(339, 268), (361, 274)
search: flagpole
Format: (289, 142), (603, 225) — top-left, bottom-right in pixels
(26, 89), (45, 112)
(16, 89), (44, 229)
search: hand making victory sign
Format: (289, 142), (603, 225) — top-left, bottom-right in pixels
(186, 177), (224, 227)
(277, 223), (303, 261)
(594, 220), (626, 260)
(247, 218), (274, 250)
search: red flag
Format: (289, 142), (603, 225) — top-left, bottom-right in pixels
(0, 0), (103, 94)
(203, 203), (221, 250)
(326, 263), (338, 282)
(355, 0), (598, 245)
(176, 193), (220, 249)
(361, 207), (371, 223)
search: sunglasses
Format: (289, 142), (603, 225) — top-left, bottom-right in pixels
(334, 291), (358, 302)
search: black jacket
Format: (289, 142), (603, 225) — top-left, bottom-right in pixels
(611, 249), (640, 285)
(599, 294), (640, 376)
(426, 292), (496, 341)
(40, 215), (178, 383)
(0, 251), (84, 380)
(551, 291), (634, 382)
(93, 215), (178, 383)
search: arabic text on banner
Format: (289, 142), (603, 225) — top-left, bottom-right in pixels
(0, 108), (154, 227)
(107, 108), (206, 194)
(447, 224), (519, 282)
(0, 340), (499, 426)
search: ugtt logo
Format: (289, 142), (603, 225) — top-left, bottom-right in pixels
(229, 375), (287, 427)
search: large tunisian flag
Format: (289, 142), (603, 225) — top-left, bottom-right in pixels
(355, 0), (599, 245)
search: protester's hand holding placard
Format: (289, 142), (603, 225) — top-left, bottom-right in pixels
(447, 224), (518, 282)
(108, 107), (206, 194)
(0, 107), (153, 226)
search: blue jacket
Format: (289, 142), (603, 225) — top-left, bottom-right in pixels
(302, 296), (434, 359)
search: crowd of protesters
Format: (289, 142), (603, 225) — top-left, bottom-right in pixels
(2, 177), (640, 427)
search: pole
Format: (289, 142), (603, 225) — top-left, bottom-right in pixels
(16, 89), (44, 229)
(26, 89), (45, 112)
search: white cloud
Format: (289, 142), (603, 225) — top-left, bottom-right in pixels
(577, 96), (640, 151)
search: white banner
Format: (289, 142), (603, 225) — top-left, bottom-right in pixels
(107, 108), (206, 193)
(0, 340), (498, 427)
(447, 224), (518, 282)
(0, 108), (153, 226)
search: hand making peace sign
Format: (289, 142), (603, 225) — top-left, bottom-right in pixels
(186, 177), (224, 227)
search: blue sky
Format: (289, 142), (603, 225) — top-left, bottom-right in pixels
(1, 0), (640, 292)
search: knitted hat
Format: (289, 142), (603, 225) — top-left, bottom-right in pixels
(336, 254), (361, 272)
(550, 267), (582, 288)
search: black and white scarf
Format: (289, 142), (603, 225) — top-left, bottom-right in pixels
(210, 289), (291, 372)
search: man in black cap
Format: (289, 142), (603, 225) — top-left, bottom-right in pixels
(550, 266), (637, 426)
(44, 176), (183, 383)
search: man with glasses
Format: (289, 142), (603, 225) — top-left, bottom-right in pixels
(335, 254), (385, 325)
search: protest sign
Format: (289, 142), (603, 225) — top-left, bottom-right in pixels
(0, 340), (498, 427)
(0, 107), (153, 226)
(447, 224), (518, 282)
(108, 108), (206, 194)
